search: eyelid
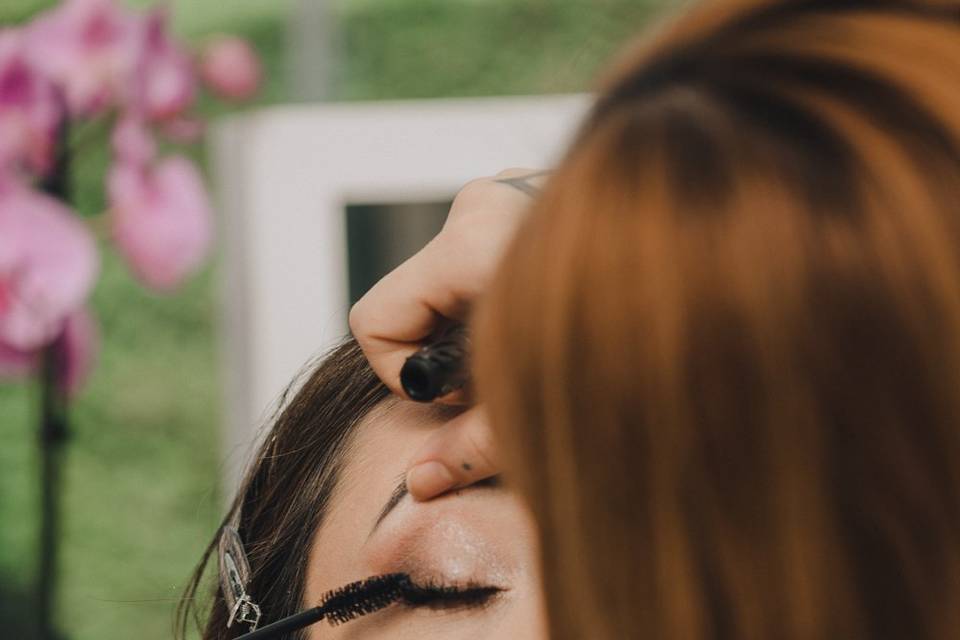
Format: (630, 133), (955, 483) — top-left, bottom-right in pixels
(399, 580), (505, 612)
(371, 473), (504, 538)
(364, 474), (517, 595)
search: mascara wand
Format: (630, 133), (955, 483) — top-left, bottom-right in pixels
(236, 573), (411, 640)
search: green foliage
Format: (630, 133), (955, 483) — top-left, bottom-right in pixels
(59, 252), (221, 639)
(0, 249), (223, 639)
(337, 0), (660, 99)
(0, 0), (54, 25)
(0, 0), (665, 638)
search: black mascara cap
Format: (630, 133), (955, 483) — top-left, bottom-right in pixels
(400, 325), (469, 402)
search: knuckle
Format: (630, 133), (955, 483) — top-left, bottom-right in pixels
(450, 179), (488, 212)
(348, 298), (370, 335)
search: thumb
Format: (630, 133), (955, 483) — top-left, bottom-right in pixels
(405, 405), (500, 500)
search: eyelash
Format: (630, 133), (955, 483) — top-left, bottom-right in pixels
(399, 580), (503, 612)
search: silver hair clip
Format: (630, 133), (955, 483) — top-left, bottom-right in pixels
(218, 520), (262, 631)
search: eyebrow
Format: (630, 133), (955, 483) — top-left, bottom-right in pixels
(370, 473), (503, 536)
(372, 474), (409, 532)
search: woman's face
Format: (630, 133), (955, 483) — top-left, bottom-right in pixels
(304, 400), (547, 639)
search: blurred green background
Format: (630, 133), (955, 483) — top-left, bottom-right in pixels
(0, 0), (660, 638)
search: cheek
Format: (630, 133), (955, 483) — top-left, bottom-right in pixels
(495, 580), (551, 640)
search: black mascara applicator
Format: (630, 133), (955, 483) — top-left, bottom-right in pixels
(400, 324), (469, 402)
(236, 573), (411, 639)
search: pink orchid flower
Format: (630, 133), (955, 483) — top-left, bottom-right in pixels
(0, 337), (36, 380)
(0, 178), (99, 352)
(111, 114), (155, 166)
(159, 115), (205, 144)
(25, 0), (141, 117)
(0, 306), (98, 396)
(109, 155), (212, 291)
(199, 35), (262, 102)
(0, 30), (60, 175)
(133, 8), (196, 122)
(55, 306), (97, 396)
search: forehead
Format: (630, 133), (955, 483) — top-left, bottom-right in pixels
(307, 400), (460, 584)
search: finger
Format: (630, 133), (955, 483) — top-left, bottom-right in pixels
(349, 234), (476, 397)
(405, 406), (500, 500)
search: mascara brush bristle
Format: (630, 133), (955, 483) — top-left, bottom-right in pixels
(319, 573), (411, 625)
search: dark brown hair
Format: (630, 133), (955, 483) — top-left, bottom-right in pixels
(476, 1), (960, 639)
(176, 339), (389, 639)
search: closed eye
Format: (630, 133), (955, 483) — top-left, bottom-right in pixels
(400, 580), (504, 612)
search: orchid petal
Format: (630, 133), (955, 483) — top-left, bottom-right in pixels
(0, 29), (60, 175)
(25, 0), (141, 117)
(55, 306), (97, 396)
(111, 114), (155, 166)
(0, 337), (36, 380)
(199, 35), (261, 102)
(135, 8), (196, 121)
(109, 155), (212, 291)
(0, 181), (99, 350)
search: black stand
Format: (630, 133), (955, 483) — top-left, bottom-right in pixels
(36, 121), (71, 640)
(37, 341), (68, 640)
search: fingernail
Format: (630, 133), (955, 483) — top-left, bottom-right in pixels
(407, 461), (456, 500)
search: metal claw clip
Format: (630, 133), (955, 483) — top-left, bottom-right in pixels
(218, 523), (262, 631)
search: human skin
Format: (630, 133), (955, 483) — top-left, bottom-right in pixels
(303, 399), (547, 639)
(349, 169), (550, 502)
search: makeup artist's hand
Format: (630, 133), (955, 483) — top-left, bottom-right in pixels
(405, 405), (500, 500)
(350, 168), (549, 499)
(350, 168), (547, 398)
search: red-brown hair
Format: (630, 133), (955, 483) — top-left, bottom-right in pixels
(476, 1), (960, 638)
